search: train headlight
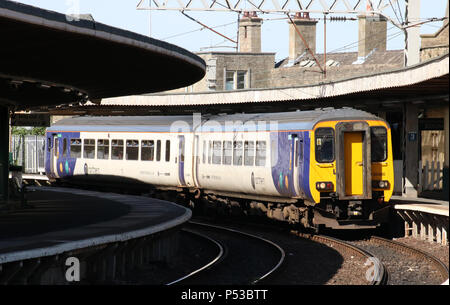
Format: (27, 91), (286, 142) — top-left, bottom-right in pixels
(372, 180), (390, 189)
(316, 181), (334, 191)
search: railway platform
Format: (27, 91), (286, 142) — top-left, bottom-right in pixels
(0, 186), (191, 284)
(391, 196), (449, 246)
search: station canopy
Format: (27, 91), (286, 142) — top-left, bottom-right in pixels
(0, 0), (206, 109)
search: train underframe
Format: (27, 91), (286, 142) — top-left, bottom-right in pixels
(151, 187), (392, 230)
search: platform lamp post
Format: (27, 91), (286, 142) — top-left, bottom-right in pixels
(0, 105), (9, 203)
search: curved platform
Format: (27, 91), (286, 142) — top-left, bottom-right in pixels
(0, 0), (206, 108)
(0, 187), (191, 283)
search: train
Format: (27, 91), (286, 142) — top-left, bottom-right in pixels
(45, 108), (394, 230)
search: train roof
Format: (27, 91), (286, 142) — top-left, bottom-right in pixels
(48, 108), (385, 133)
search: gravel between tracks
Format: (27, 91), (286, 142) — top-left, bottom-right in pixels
(393, 236), (449, 269)
(350, 239), (445, 285)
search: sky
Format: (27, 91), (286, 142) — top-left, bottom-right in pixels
(13, 0), (449, 62)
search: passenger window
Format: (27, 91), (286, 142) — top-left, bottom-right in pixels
(141, 140), (154, 161)
(63, 138), (68, 158)
(97, 139), (109, 160)
(255, 141), (266, 166)
(156, 140), (161, 161)
(223, 141), (232, 165)
(126, 140), (139, 160)
(212, 141), (222, 165)
(54, 138), (59, 157)
(166, 140), (171, 162)
(271, 140), (277, 166)
(371, 127), (388, 162)
(202, 141), (206, 164)
(299, 139), (304, 162)
(70, 139), (81, 158)
(83, 139), (95, 159)
(111, 140), (124, 160)
(233, 141), (243, 166)
(244, 141), (255, 166)
(208, 141), (212, 164)
(315, 128), (335, 163)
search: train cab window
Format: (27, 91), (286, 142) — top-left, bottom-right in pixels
(371, 127), (388, 162)
(315, 128), (335, 163)
(255, 141), (266, 166)
(166, 140), (171, 162)
(156, 140), (161, 162)
(97, 140), (109, 160)
(223, 141), (232, 165)
(233, 141), (243, 166)
(63, 138), (68, 158)
(70, 139), (82, 158)
(244, 141), (255, 166)
(111, 140), (124, 160)
(212, 141), (222, 165)
(126, 140), (139, 160)
(83, 139), (95, 159)
(141, 140), (154, 161)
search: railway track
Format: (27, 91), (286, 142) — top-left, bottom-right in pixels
(167, 221), (286, 285)
(290, 231), (388, 285)
(348, 236), (449, 285)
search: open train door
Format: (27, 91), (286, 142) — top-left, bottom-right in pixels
(335, 122), (372, 200)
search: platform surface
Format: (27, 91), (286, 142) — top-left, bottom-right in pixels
(0, 187), (191, 264)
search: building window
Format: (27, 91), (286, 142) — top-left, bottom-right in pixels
(225, 70), (247, 90)
(97, 139), (109, 160)
(225, 71), (234, 91)
(237, 71), (246, 89)
(112, 140), (124, 160)
(126, 140), (139, 160)
(83, 139), (95, 159)
(141, 140), (154, 161)
(70, 139), (81, 158)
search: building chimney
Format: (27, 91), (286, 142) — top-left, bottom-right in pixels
(357, 15), (387, 59)
(239, 12), (262, 53)
(288, 13), (318, 61)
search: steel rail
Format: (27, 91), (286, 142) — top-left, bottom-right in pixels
(189, 221), (286, 284)
(291, 231), (388, 285)
(166, 228), (225, 285)
(369, 236), (449, 285)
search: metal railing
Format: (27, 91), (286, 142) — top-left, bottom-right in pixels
(11, 135), (46, 174)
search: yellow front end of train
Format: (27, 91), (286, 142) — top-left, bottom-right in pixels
(307, 119), (394, 227)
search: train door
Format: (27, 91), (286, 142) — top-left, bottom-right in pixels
(344, 132), (364, 195)
(335, 122), (372, 199)
(51, 134), (59, 178)
(178, 135), (186, 186)
(292, 134), (301, 196)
